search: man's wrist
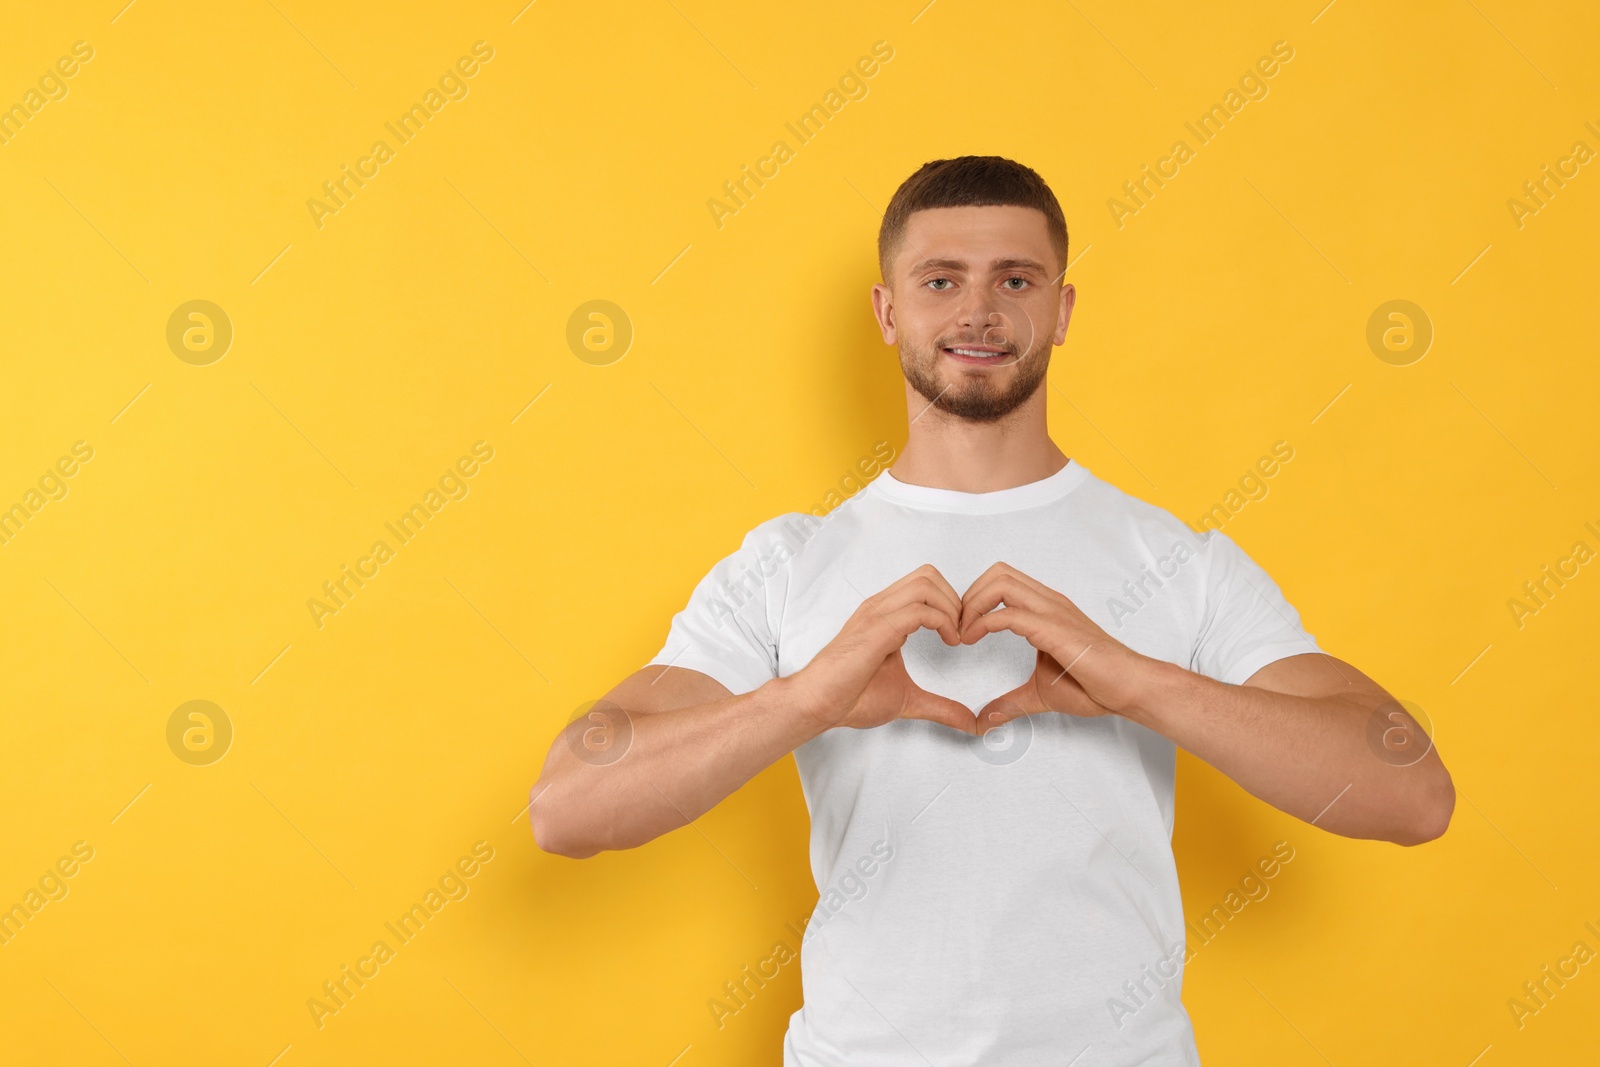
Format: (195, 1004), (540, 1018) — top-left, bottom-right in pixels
(1117, 654), (1202, 730)
(763, 671), (837, 742)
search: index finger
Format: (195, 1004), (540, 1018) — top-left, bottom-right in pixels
(967, 560), (1054, 599)
(893, 563), (963, 624)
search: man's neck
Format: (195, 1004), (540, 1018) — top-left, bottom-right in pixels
(889, 382), (1068, 493)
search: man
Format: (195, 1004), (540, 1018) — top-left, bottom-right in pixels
(531, 155), (1454, 1065)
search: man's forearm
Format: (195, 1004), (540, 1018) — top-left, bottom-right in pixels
(532, 675), (826, 858)
(1121, 659), (1454, 845)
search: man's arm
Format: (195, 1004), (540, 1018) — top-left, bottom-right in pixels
(958, 562), (1455, 847)
(531, 565), (974, 859)
(1122, 652), (1454, 846)
(530, 666), (825, 859)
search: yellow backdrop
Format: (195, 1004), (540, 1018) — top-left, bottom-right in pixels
(3, 1), (1597, 1063)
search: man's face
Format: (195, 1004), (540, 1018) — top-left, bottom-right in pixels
(873, 205), (1074, 423)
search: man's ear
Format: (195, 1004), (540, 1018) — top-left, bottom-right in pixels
(1052, 283), (1076, 347)
(871, 282), (897, 345)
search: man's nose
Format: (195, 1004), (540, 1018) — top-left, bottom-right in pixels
(960, 289), (998, 327)
(957, 296), (1006, 336)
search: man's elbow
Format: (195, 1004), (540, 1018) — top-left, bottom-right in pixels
(1396, 767), (1456, 846)
(529, 787), (603, 859)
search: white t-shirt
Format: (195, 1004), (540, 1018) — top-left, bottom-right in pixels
(649, 458), (1320, 1066)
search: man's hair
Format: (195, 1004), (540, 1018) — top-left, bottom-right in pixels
(877, 155), (1068, 283)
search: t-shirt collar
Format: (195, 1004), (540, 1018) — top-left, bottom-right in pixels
(868, 458), (1089, 514)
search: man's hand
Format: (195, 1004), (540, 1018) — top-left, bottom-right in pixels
(956, 561), (1155, 731)
(791, 564), (977, 735)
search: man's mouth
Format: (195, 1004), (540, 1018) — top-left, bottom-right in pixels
(943, 344), (1012, 365)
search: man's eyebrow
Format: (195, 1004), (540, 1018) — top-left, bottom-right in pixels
(910, 256), (1051, 274)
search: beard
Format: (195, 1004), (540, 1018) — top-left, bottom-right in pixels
(900, 329), (1053, 423)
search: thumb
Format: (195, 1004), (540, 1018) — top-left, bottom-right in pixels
(976, 682), (1045, 732)
(901, 681), (976, 735)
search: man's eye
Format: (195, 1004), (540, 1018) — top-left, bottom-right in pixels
(1003, 277), (1028, 290)
(927, 278), (952, 290)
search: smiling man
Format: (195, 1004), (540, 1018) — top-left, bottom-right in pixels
(530, 155), (1455, 1065)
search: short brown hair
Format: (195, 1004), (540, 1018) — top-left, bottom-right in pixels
(877, 155), (1068, 282)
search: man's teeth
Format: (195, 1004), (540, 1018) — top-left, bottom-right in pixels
(950, 347), (1005, 357)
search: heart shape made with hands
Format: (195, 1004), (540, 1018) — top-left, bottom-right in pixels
(924, 561), (1145, 733)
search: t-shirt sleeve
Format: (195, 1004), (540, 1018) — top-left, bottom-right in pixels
(1189, 528), (1322, 686)
(645, 520), (790, 696)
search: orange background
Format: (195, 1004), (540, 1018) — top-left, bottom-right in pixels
(1, 1), (1597, 1063)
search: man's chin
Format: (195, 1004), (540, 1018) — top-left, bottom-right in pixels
(924, 383), (1024, 423)
(907, 364), (1047, 422)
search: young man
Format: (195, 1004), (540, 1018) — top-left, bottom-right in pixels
(531, 156), (1454, 1065)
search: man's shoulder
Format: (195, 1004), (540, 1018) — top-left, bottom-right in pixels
(732, 510), (817, 558)
(1072, 467), (1210, 550)
(731, 475), (882, 555)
